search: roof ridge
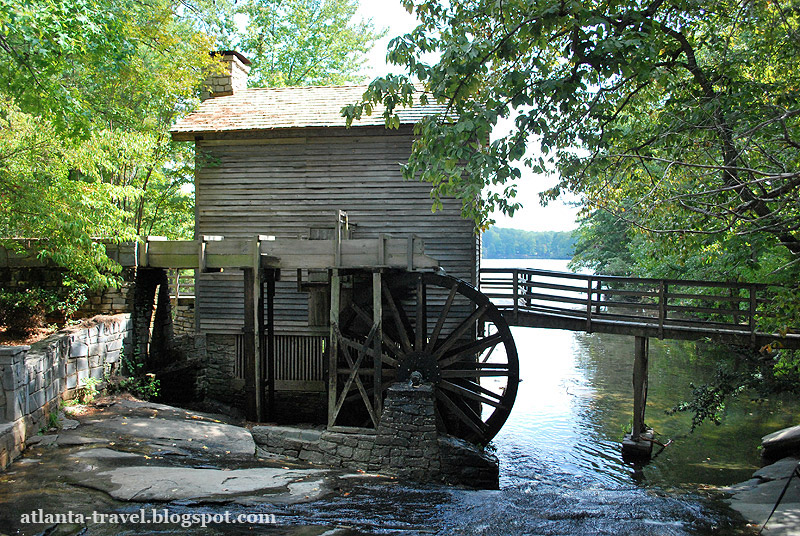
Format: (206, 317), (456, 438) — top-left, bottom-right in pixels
(243, 84), (369, 92)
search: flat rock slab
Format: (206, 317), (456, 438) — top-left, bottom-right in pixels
(26, 434), (58, 447)
(92, 416), (255, 457)
(70, 447), (141, 460)
(754, 457), (800, 482)
(763, 425), (800, 459)
(729, 477), (800, 505)
(728, 456), (800, 536)
(56, 434), (108, 447)
(70, 466), (325, 503)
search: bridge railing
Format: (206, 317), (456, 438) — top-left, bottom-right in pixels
(168, 268), (195, 299)
(479, 268), (770, 342)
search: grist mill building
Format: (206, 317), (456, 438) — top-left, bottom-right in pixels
(171, 52), (481, 422)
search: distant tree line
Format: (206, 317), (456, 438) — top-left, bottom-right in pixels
(482, 228), (575, 259)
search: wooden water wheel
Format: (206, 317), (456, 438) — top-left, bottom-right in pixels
(328, 270), (519, 445)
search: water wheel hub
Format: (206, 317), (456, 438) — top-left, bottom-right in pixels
(397, 351), (441, 384)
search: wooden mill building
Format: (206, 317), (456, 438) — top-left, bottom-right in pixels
(171, 52), (479, 419)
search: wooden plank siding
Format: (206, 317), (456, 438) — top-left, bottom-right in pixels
(194, 125), (478, 335)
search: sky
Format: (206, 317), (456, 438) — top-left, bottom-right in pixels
(354, 2), (581, 233)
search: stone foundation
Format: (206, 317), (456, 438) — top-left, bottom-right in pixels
(0, 314), (132, 469)
(205, 334), (244, 407)
(172, 297), (195, 335)
(253, 383), (499, 489)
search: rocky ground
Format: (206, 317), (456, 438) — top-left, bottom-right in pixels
(0, 395), (390, 535)
(724, 424), (800, 535)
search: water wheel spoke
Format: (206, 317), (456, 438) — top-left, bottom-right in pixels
(415, 276), (426, 351)
(382, 282), (413, 353)
(480, 325), (500, 363)
(433, 304), (489, 360)
(435, 389), (487, 438)
(441, 369), (511, 378)
(439, 332), (504, 369)
(426, 283), (459, 352)
(439, 380), (508, 410)
(350, 303), (402, 361)
(458, 378), (505, 401)
(473, 362), (510, 369)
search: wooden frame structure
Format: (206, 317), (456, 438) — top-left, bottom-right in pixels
(138, 229), (439, 422)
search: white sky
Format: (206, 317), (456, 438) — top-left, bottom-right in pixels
(355, 2), (581, 232)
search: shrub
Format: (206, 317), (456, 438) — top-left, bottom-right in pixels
(0, 288), (55, 335)
(0, 277), (88, 335)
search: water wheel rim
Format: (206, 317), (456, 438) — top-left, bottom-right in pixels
(334, 270), (519, 445)
(386, 272), (519, 444)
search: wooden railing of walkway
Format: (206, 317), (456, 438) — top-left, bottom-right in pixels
(480, 267), (800, 351)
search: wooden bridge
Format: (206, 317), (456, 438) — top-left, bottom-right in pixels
(479, 267), (800, 458)
(480, 267), (800, 350)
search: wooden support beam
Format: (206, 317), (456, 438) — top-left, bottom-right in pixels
(243, 267), (258, 421)
(373, 271), (383, 417)
(266, 270), (276, 421)
(328, 270), (341, 429)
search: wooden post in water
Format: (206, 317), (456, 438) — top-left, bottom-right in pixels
(632, 335), (649, 439)
(622, 335), (653, 459)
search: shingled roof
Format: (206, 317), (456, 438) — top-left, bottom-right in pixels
(171, 85), (446, 140)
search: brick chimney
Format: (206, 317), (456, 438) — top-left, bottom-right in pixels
(201, 51), (251, 100)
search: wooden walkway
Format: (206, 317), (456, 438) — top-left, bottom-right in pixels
(480, 268), (800, 350)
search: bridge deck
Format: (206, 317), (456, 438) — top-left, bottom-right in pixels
(480, 268), (800, 350)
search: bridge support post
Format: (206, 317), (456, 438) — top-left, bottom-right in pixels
(622, 336), (653, 460)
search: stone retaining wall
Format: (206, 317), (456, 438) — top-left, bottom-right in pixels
(0, 314), (132, 469)
(172, 298), (195, 335)
(252, 383), (499, 489)
(205, 334), (244, 406)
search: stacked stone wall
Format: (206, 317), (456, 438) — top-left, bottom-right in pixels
(205, 334), (244, 407)
(172, 298), (195, 335)
(0, 314), (132, 469)
(253, 383), (500, 489)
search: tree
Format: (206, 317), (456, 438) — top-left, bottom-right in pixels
(0, 0), (218, 287)
(343, 0), (800, 265)
(482, 228), (575, 259)
(342, 0), (800, 427)
(238, 0), (385, 87)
